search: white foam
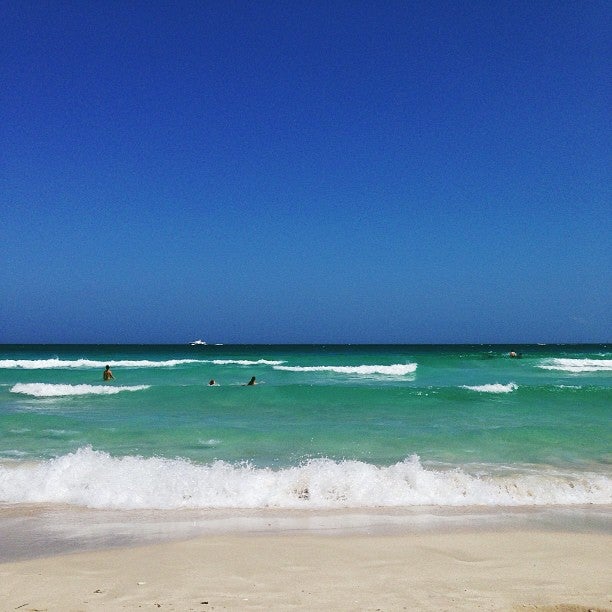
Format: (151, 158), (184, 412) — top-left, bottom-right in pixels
(1, 450), (29, 459)
(461, 383), (518, 393)
(274, 363), (417, 376)
(42, 429), (80, 437)
(0, 358), (202, 369)
(537, 358), (612, 373)
(10, 383), (150, 397)
(0, 448), (608, 510)
(208, 359), (285, 366)
(198, 439), (221, 447)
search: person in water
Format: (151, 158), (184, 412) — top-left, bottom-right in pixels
(103, 365), (114, 381)
(246, 376), (256, 386)
(208, 379), (216, 386)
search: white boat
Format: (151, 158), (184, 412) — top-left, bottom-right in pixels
(189, 339), (207, 346)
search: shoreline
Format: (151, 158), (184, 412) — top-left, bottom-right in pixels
(2, 528), (610, 611)
(1, 502), (610, 562)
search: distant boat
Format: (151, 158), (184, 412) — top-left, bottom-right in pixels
(189, 339), (207, 346)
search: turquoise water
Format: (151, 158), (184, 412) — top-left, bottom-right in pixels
(0, 344), (610, 510)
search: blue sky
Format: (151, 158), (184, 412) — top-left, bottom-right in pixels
(1, 1), (610, 344)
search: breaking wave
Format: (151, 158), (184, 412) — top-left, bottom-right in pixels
(10, 383), (150, 397)
(537, 358), (612, 373)
(0, 358), (202, 369)
(273, 363), (417, 376)
(206, 359), (285, 366)
(461, 383), (518, 393)
(0, 448), (608, 510)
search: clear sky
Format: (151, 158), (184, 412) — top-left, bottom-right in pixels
(1, 1), (610, 344)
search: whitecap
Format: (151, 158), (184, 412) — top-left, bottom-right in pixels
(198, 439), (221, 448)
(0, 358), (203, 369)
(273, 363), (417, 376)
(537, 358), (612, 373)
(42, 429), (81, 437)
(208, 359), (285, 366)
(10, 383), (150, 397)
(461, 383), (518, 393)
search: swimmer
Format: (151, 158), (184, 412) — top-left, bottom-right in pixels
(103, 365), (114, 381)
(246, 376), (256, 386)
(208, 379), (216, 386)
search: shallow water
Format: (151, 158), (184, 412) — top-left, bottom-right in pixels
(1, 344), (610, 511)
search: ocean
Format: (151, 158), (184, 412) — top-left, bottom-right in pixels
(1, 344), (610, 515)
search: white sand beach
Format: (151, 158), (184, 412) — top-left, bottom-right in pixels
(1, 529), (610, 611)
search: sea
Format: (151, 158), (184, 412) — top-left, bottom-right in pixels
(1, 343), (610, 518)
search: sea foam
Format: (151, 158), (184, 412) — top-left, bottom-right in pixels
(461, 383), (518, 393)
(10, 383), (150, 397)
(0, 447), (609, 510)
(207, 359), (285, 366)
(0, 358), (202, 369)
(537, 358), (612, 373)
(273, 363), (417, 376)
